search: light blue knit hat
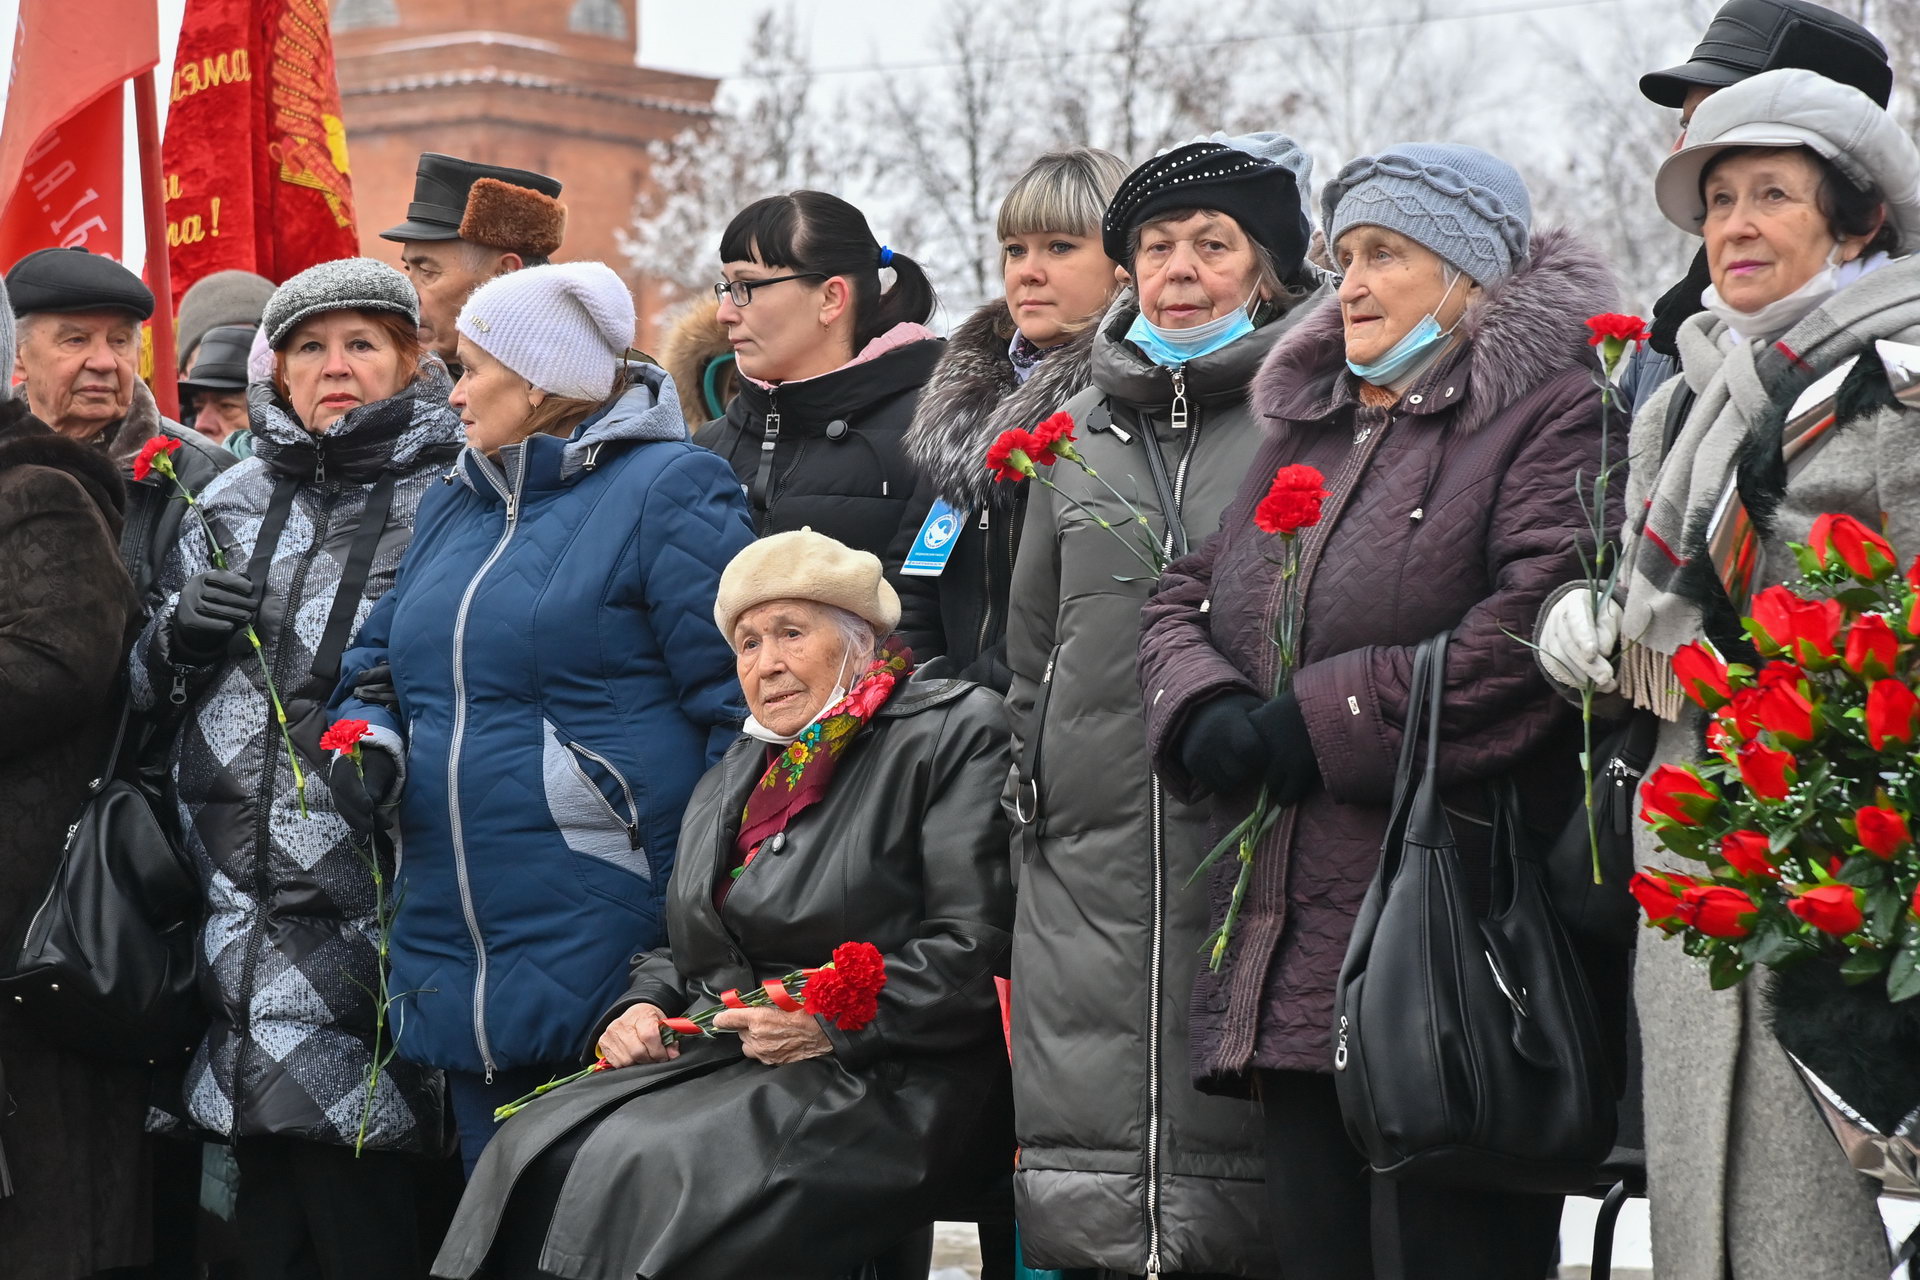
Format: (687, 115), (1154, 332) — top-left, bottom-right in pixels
(1320, 143), (1532, 284)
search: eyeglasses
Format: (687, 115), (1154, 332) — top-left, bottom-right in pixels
(713, 273), (826, 307)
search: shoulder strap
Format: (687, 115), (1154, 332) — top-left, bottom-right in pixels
(243, 474), (300, 589)
(1661, 381), (1697, 454)
(310, 472), (398, 687)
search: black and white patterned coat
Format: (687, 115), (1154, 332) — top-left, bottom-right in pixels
(131, 367), (461, 1153)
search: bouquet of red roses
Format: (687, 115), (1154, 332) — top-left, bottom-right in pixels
(1636, 514), (1920, 998)
(492, 942), (888, 1121)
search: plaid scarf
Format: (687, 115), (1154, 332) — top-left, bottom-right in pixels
(1618, 256), (1920, 717)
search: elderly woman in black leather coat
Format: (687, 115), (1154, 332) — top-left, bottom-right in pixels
(432, 530), (1014, 1280)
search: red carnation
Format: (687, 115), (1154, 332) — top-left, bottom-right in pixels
(132, 435), (183, 482)
(319, 719), (372, 755)
(1747, 586), (1843, 666)
(1867, 678), (1920, 750)
(1856, 805), (1912, 859)
(1253, 464), (1328, 537)
(1630, 871), (1697, 926)
(1737, 740), (1797, 802)
(1028, 412), (1081, 464)
(1673, 641), (1733, 711)
(1684, 884), (1759, 939)
(1640, 764), (1720, 826)
(1845, 613), (1900, 679)
(1585, 313), (1651, 347)
(985, 428), (1041, 482)
(1810, 512), (1897, 582)
(805, 941), (887, 1031)
(1788, 884), (1864, 936)
(1719, 829), (1780, 880)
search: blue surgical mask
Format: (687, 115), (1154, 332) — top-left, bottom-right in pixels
(1346, 270), (1463, 386)
(1126, 294), (1257, 367)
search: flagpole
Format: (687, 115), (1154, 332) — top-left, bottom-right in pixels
(134, 68), (179, 421)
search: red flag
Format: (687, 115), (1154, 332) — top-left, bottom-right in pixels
(162, 0), (359, 312)
(0, 0), (159, 265)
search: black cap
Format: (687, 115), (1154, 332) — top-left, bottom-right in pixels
(6, 246), (155, 320)
(1102, 143), (1309, 279)
(379, 152), (563, 243)
(180, 324), (257, 394)
(1641, 0), (1891, 109)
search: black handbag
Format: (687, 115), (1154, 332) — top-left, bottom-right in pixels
(1331, 633), (1617, 1194)
(0, 694), (205, 1066)
(1541, 710), (1658, 954)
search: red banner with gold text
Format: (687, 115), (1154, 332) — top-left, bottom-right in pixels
(162, 0), (359, 313)
(0, 0), (158, 267)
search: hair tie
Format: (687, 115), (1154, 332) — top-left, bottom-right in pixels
(877, 245), (894, 268)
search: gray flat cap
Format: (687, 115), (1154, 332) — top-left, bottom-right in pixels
(1657, 68), (1920, 246)
(262, 257), (419, 348)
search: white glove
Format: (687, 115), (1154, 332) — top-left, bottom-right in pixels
(1537, 592), (1622, 693)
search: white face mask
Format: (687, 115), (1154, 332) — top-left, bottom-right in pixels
(1701, 242), (1879, 345)
(742, 647), (856, 746)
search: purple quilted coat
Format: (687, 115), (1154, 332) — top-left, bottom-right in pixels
(1138, 228), (1616, 1090)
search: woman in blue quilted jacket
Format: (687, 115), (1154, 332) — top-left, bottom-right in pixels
(327, 262), (754, 1174)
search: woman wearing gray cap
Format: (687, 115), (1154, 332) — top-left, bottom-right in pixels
(128, 258), (463, 1280)
(1137, 142), (1614, 1277)
(1004, 135), (1325, 1279)
(1537, 68), (1918, 1278)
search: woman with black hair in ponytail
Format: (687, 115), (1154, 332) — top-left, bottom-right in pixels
(695, 191), (942, 559)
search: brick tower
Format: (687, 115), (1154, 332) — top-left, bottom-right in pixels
(330, 0), (717, 345)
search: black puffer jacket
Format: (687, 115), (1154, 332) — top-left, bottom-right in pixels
(130, 369), (463, 1153)
(887, 302), (1096, 690)
(693, 326), (941, 559)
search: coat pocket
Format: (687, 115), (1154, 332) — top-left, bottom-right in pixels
(539, 720), (651, 883)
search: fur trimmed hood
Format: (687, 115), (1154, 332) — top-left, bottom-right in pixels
(659, 295), (737, 429)
(1253, 226), (1618, 434)
(902, 299), (1098, 511)
(0, 395), (129, 532)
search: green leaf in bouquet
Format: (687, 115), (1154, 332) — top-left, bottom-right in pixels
(1790, 542), (1824, 580)
(1865, 882), (1906, 940)
(1708, 946), (1748, 989)
(1834, 586), (1885, 613)
(1746, 913), (1817, 968)
(1840, 947), (1890, 983)
(1887, 934), (1920, 1002)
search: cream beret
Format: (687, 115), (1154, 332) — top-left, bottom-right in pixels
(714, 529), (902, 647)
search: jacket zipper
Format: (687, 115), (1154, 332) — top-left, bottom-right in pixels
(563, 740), (642, 850)
(232, 483), (332, 1123)
(447, 450), (526, 1080)
(974, 508), (998, 659)
(1144, 382), (1202, 1276)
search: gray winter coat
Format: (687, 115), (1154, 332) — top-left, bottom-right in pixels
(131, 367), (463, 1153)
(1555, 264), (1920, 1279)
(1005, 288), (1321, 1277)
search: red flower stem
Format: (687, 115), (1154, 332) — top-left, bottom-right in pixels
(157, 457), (309, 818)
(351, 748), (396, 1157)
(1029, 474), (1165, 575)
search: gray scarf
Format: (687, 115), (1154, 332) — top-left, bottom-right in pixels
(1618, 254), (1920, 716)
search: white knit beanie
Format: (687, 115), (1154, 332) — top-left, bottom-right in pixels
(455, 261), (636, 400)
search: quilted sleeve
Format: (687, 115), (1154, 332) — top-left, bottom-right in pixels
(0, 470), (134, 759)
(638, 447), (756, 762)
(128, 475), (223, 713)
(1295, 372), (1608, 805)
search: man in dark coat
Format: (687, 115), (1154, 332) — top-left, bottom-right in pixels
(0, 374), (148, 1276)
(380, 152), (566, 376)
(7, 246), (234, 608)
(1619, 0), (1893, 413)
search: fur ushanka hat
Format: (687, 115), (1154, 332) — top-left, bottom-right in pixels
(459, 178), (567, 262)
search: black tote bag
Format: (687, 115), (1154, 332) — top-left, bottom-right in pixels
(1331, 633), (1616, 1194)
(0, 696), (205, 1066)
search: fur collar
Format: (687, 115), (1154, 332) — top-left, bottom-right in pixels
(1252, 226), (1618, 434)
(660, 295), (734, 427)
(902, 299), (1098, 510)
(0, 396), (129, 531)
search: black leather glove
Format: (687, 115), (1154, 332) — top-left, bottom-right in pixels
(171, 569), (257, 662)
(352, 662), (399, 710)
(329, 748), (399, 838)
(1176, 692), (1266, 796)
(1247, 692), (1321, 805)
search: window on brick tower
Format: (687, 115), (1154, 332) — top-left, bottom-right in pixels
(568, 0), (627, 38)
(331, 0), (398, 30)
